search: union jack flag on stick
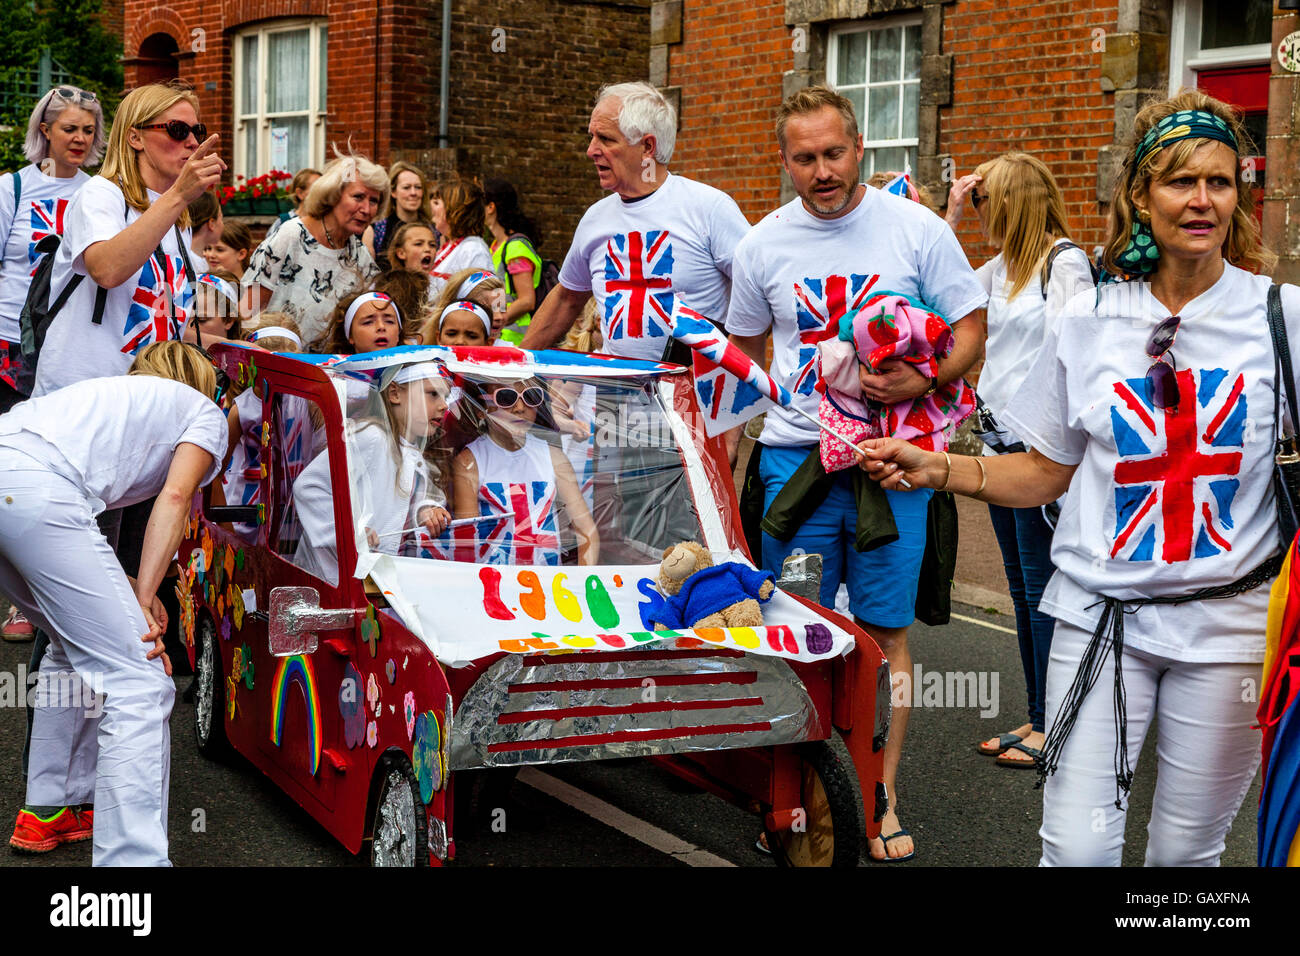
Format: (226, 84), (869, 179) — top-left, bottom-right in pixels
(667, 299), (871, 463)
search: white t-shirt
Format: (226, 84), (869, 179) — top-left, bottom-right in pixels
(0, 375), (226, 513)
(428, 236), (494, 301)
(558, 173), (751, 361)
(34, 177), (196, 397)
(1001, 267), (1300, 663)
(976, 240), (1095, 419)
(0, 164), (91, 342)
(293, 420), (443, 584)
(242, 218), (378, 347)
(725, 186), (988, 447)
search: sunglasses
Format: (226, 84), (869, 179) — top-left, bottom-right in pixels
(489, 386), (545, 409)
(185, 343), (231, 405)
(43, 88), (97, 124)
(971, 191), (987, 209)
(1145, 315), (1182, 410)
(136, 120), (208, 143)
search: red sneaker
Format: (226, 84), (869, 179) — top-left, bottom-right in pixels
(2, 606), (34, 642)
(8, 807), (93, 853)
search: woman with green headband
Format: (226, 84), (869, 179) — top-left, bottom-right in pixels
(858, 88), (1298, 866)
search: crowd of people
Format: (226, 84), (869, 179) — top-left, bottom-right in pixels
(0, 72), (1296, 869)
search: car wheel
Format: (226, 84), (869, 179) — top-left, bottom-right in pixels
(370, 753), (429, 867)
(764, 737), (864, 868)
(193, 614), (230, 759)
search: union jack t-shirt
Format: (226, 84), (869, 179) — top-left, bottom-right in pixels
(0, 164), (90, 343)
(1001, 267), (1300, 663)
(33, 177), (195, 397)
(724, 186), (987, 448)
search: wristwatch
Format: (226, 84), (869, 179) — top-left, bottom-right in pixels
(922, 376), (939, 398)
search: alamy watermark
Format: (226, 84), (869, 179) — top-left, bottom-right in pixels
(0, 666), (104, 718)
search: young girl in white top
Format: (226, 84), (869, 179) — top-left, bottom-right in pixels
(293, 363), (452, 583)
(945, 152), (1095, 769)
(313, 289), (404, 355)
(428, 178), (494, 300)
(452, 378), (598, 566)
(219, 314), (306, 541)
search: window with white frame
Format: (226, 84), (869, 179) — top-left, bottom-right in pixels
(827, 16), (922, 179)
(1169, 0), (1272, 94)
(233, 19), (328, 179)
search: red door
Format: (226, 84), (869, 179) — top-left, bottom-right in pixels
(1196, 65), (1268, 223)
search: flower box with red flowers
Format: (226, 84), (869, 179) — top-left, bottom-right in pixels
(221, 170), (294, 216)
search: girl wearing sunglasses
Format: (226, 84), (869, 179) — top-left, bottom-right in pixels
(1, 341), (228, 865)
(451, 378), (598, 567)
(860, 90), (1300, 867)
(34, 82), (224, 399)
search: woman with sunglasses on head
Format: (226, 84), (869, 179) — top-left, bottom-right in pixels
(243, 150), (386, 346)
(943, 154), (1096, 770)
(1, 341), (229, 865)
(33, 82), (222, 398)
(0, 86), (104, 416)
(861, 89), (1300, 866)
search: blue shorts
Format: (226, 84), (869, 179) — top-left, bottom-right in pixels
(758, 444), (932, 629)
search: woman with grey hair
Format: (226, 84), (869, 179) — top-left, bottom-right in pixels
(243, 150), (386, 344)
(0, 86), (104, 415)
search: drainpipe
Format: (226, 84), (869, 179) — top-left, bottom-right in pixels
(438, 0), (451, 149)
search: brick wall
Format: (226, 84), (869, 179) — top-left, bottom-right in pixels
(940, 1), (1119, 257)
(120, 0), (650, 260)
(664, 1), (1123, 251)
(665, 0), (790, 225)
(399, 0), (652, 256)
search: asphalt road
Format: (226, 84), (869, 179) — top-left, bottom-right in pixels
(0, 599), (1259, 868)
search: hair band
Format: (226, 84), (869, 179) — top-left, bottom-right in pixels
(249, 326), (302, 348)
(196, 272), (238, 307)
(438, 300), (491, 336)
(379, 361), (452, 391)
(344, 291), (401, 340)
(456, 270), (496, 298)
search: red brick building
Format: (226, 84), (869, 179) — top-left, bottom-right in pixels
(119, 0), (652, 251)
(659, 0), (1300, 281)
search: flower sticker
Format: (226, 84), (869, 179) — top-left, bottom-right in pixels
(361, 605), (381, 658)
(232, 587), (245, 630)
(385, 658), (396, 684)
(404, 691), (416, 740)
(366, 671), (380, 716)
(366, 721), (378, 748)
(412, 711), (443, 803)
(261, 421), (271, 448)
(339, 663), (364, 749)
(240, 644), (255, 689)
(220, 613), (232, 642)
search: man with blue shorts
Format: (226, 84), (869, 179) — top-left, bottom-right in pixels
(725, 86), (986, 861)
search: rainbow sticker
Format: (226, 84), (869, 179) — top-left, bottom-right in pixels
(269, 655), (322, 776)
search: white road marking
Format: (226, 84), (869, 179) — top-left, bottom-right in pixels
(949, 612), (1017, 635)
(517, 767), (737, 867)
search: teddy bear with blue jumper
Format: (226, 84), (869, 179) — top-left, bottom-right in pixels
(638, 541), (775, 631)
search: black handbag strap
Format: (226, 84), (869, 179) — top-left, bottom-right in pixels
(1268, 283), (1298, 445)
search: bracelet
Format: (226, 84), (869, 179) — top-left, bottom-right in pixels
(972, 455), (988, 496)
(938, 452), (953, 491)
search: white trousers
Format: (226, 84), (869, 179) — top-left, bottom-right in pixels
(0, 459), (174, 866)
(1039, 621), (1260, 866)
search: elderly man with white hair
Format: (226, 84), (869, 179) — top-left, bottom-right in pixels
(521, 82), (750, 360)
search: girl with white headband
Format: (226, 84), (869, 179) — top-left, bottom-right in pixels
(313, 288), (404, 354)
(429, 299), (494, 347)
(216, 314), (308, 542)
(294, 362), (453, 582)
(421, 266), (506, 344)
(183, 270), (243, 345)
